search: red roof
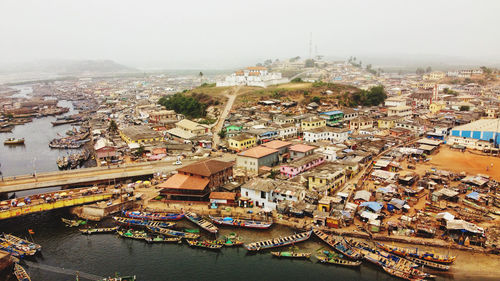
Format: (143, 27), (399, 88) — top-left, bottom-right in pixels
(209, 192), (236, 200)
(158, 174), (209, 191)
(238, 146), (278, 158)
(177, 159), (233, 177)
(289, 144), (316, 153)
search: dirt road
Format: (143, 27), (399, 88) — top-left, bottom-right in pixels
(212, 86), (241, 145)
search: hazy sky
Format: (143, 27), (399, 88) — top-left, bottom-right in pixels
(1, 0), (499, 69)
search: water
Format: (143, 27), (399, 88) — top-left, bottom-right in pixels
(0, 86), (82, 178)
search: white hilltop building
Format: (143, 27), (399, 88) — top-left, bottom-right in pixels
(216, 66), (289, 87)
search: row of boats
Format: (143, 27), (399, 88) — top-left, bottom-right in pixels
(0, 233), (41, 258)
(57, 149), (91, 170)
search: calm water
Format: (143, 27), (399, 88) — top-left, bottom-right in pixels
(0, 86), (82, 178)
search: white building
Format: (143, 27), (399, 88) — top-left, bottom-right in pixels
(387, 105), (412, 119)
(275, 123), (298, 140)
(216, 66), (289, 87)
(240, 178), (304, 210)
(303, 127), (350, 143)
(384, 97), (407, 107)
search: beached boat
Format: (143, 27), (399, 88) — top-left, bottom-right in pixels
(313, 229), (363, 260)
(209, 215), (273, 229)
(146, 226), (200, 240)
(112, 217), (175, 229)
(4, 138), (24, 145)
(62, 218), (86, 227)
(79, 227), (119, 235)
(271, 251), (311, 259)
(316, 255), (362, 267)
(185, 212), (218, 234)
(99, 275), (136, 281)
(145, 235), (181, 243)
(14, 263), (31, 281)
(382, 266), (425, 281)
(123, 210), (184, 221)
(244, 230), (312, 251)
(404, 255), (450, 271)
(186, 239), (223, 250)
(117, 229), (148, 240)
(376, 242), (456, 265)
(2, 234), (41, 252)
(218, 233), (243, 247)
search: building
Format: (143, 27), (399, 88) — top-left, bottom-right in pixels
(119, 125), (163, 144)
(319, 110), (343, 126)
(423, 71), (446, 81)
(387, 105), (412, 119)
(280, 154), (325, 178)
(225, 125), (243, 137)
(429, 102), (446, 114)
(384, 97), (407, 107)
(306, 164), (346, 195)
(449, 118), (500, 147)
(148, 110), (178, 124)
(240, 178), (278, 210)
(303, 127), (349, 143)
(175, 119), (209, 136)
(236, 146), (279, 172)
(228, 134), (257, 152)
(289, 144), (316, 160)
(261, 140), (292, 162)
(159, 159), (234, 201)
(275, 123), (298, 140)
(377, 116), (400, 129)
(349, 118), (374, 130)
(216, 66), (289, 87)
(301, 117), (326, 131)
(94, 138), (118, 162)
(342, 108), (359, 121)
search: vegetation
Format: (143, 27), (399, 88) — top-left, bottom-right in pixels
(291, 77), (303, 83)
(460, 105), (470, 111)
(199, 118), (216, 125)
(311, 96), (321, 103)
(218, 130), (226, 139)
(200, 82), (215, 87)
(158, 93), (207, 118)
(108, 119), (118, 133)
(340, 85), (387, 107)
(304, 59), (315, 68)
(134, 145), (146, 157)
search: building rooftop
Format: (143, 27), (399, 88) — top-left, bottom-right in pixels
(177, 159), (234, 177)
(241, 178), (276, 192)
(238, 146), (278, 158)
(159, 173), (209, 191)
(120, 126), (161, 141)
(453, 118), (500, 133)
(176, 119), (208, 130)
(289, 144), (316, 153)
(261, 140), (292, 149)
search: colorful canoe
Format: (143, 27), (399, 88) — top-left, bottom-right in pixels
(145, 235), (181, 243)
(244, 230), (312, 251)
(404, 255), (450, 271)
(186, 239), (223, 250)
(117, 230), (148, 240)
(382, 266), (425, 281)
(316, 255), (362, 266)
(376, 242), (456, 265)
(0, 238), (36, 257)
(209, 215), (273, 229)
(113, 217), (175, 229)
(313, 229), (363, 260)
(14, 263), (31, 281)
(271, 251), (311, 259)
(146, 226), (200, 240)
(2, 234), (41, 252)
(123, 210), (184, 221)
(185, 212), (218, 234)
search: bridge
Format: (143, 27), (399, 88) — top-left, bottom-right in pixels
(0, 160), (189, 197)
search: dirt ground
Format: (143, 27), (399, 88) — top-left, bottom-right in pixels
(417, 146), (500, 180)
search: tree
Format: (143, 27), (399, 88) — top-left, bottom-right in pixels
(291, 77), (303, 83)
(134, 145), (145, 157)
(426, 66), (432, 73)
(218, 130), (226, 139)
(459, 105), (470, 111)
(199, 71), (203, 82)
(305, 59), (315, 68)
(158, 93), (207, 118)
(108, 120), (118, 133)
(311, 96), (321, 103)
(416, 68), (425, 75)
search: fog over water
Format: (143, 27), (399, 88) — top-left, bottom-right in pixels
(0, 0), (499, 69)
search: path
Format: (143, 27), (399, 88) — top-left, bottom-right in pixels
(212, 85), (241, 145)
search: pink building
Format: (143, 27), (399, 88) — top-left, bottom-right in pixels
(280, 154), (325, 178)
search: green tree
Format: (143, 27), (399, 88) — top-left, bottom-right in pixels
(218, 130), (226, 139)
(305, 59), (315, 68)
(108, 120), (118, 133)
(158, 93), (207, 118)
(134, 145), (145, 157)
(311, 96), (321, 103)
(291, 78), (303, 83)
(459, 105), (470, 111)
(426, 66), (432, 73)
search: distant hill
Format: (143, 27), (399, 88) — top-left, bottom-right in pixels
(0, 59), (137, 75)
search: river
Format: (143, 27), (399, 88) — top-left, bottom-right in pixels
(0, 86), (83, 179)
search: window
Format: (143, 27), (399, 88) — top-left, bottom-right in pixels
(245, 191), (248, 196)
(261, 191), (266, 199)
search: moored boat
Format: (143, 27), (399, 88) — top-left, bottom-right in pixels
(185, 212), (218, 234)
(14, 263), (31, 281)
(404, 255), (450, 271)
(79, 227), (119, 235)
(218, 233), (243, 247)
(145, 235), (181, 243)
(4, 138), (24, 145)
(271, 251), (311, 259)
(376, 242), (456, 265)
(382, 266), (425, 281)
(62, 218), (86, 227)
(316, 255), (362, 267)
(244, 230), (312, 251)
(2, 234), (41, 252)
(117, 229), (148, 240)
(146, 226), (200, 239)
(313, 229), (363, 260)
(0, 240), (27, 258)
(123, 210), (184, 221)
(209, 215), (273, 229)
(99, 275), (136, 281)
(112, 217), (175, 229)
(186, 239), (223, 250)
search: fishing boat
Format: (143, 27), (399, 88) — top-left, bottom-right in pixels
(244, 230), (312, 251)
(123, 210), (184, 221)
(186, 239), (223, 250)
(79, 227), (119, 235)
(185, 212), (218, 234)
(145, 235), (181, 243)
(271, 251), (311, 259)
(313, 229), (363, 260)
(0, 240), (27, 257)
(316, 255), (362, 267)
(218, 233), (243, 247)
(209, 215), (273, 229)
(376, 242), (456, 265)
(2, 234), (41, 252)
(382, 266), (425, 281)
(99, 275), (136, 281)
(146, 226), (200, 239)
(184, 229), (200, 233)
(51, 119), (79, 126)
(404, 255), (450, 271)
(117, 229), (148, 240)
(112, 217), (175, 229)
(62, 218), (85, 227)
(14, 263), (31, 281)
(4, 138), (24, 145)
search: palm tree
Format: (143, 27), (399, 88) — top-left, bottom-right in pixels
(199, 71), (203, 83)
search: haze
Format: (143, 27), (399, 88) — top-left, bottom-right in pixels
(1, 0), (499, 69)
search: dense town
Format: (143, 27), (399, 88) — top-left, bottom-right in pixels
(1, 58), (500, 281)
